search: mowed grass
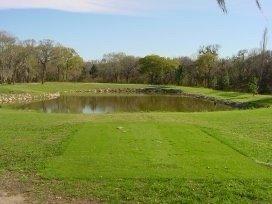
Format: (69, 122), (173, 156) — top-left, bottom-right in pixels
(172, 85), (272, 106)
(0, 107), (271, 202)
(43, 122), (270, 180)
(0, 83), (271, 202)
(0, 82), (147, 94)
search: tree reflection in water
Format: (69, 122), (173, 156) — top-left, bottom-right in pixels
(21, 95), (232, 114)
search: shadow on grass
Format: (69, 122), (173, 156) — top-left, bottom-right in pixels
(217, 92), (246, 98)
(247, 97), (272, 107)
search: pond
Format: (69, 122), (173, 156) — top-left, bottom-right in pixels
(19, 95), (232, 114)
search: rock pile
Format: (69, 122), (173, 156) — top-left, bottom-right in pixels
(76, 88), (138, 94)
(0, 92), (60, 104)
(138, 87), (183, 94)
(75, 87), (184, 95)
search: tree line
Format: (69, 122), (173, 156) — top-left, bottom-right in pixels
(1, 30), (271, 94)
(88, 47), (272, 94)
(0, 31), (84, 84)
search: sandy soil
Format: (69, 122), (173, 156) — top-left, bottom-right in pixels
(0, 191), (25, 204)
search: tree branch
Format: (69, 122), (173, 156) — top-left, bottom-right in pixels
(217, 0), (262, 13)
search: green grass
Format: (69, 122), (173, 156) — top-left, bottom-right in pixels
(0, 82), (147, 94)
(173, 86), (272, 106)
(0, 109), (271, 202)
(0, 83), (271, 202)
(43, 122), (270, 180)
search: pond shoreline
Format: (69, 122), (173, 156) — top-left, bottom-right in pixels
(0, 92), (60, 105)
(72, 87), (262, 109)
(0, 87), (267, 109)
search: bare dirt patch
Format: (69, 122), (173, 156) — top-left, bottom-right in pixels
(0, 171), (99, 203)
(0, 191), (25, 204)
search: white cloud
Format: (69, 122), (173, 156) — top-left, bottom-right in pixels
(3, 0), (265, 16)
(0, 0), (149, 14)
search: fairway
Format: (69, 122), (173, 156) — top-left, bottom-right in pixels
(43, 122), (270, 180)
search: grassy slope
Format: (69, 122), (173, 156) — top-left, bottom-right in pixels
(178, 86), (272, 106)
(0, 83), (271, 202)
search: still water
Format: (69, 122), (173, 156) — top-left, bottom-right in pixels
(19, 95), (232, 114)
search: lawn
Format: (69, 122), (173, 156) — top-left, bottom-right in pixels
(0, 82), (147, 94)
(0, 83), (271, 203)
(43, 122), (269, 180)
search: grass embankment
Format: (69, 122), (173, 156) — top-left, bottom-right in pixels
(0, 83), (271, 202)
(177, 86), (272, 107)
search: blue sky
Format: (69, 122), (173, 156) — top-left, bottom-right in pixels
(0, 0), (271, 60)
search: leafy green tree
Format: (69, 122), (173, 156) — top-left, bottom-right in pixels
(222, 74), (230, 90)
(54, 46), (84, 81)
(196, 45), (219, 87)
(175, 64), (184, 85)
(211, 76), (218, 89)
(67, 55), (84, 81)
(248, 77), (259, 96)
(89, 64), (98, 78)
(139, 55), (179, 84)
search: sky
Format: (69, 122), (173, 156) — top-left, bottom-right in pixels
(0, 0), (271, 60)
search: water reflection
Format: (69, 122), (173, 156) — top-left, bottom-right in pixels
(20, 95), (232, 114)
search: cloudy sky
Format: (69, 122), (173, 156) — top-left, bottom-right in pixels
(0, 0), (271, 59)
(0, 0), (224, 14)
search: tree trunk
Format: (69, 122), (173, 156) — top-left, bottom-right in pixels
(65, 70), (68, 81)
(26, 67), (30, 83)
(57, 67), (61, 81)
(12, 68), (17, 84)
(0, 69), (3, 84)
(41, 63), (46, 84)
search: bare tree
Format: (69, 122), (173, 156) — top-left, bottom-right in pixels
(261, 28), (268, 56)
(21, 40), (39, 83)
(258, 28), (269, 91)
(0, 31), (16, 83)
(121, 55), (139, 83)
(37, 39), (55, 84)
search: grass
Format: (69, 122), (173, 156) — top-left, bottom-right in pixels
(0, 82), (271, 202)
(43, 122), (269, 180)
(0, 82), (147, 94)
(172, 85), (272, 106)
